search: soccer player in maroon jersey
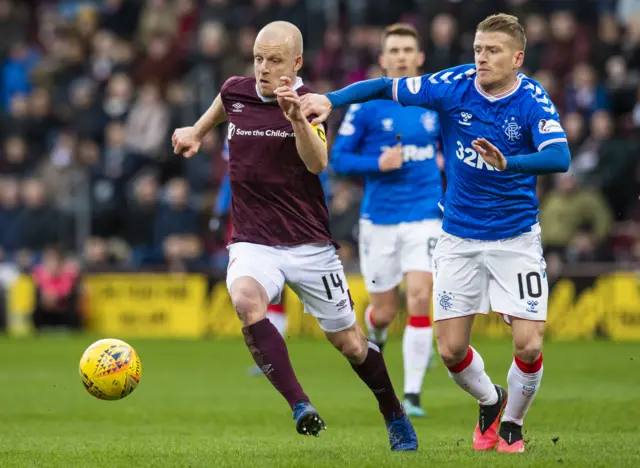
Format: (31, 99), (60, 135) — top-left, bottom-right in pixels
(171, 21), (417, 450)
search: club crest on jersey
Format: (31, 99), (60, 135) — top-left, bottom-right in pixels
(459, 111), (472, 126)
(381, 118), (394, 132)
(421, 111), (437, 133)
(503, 117), (522, 141)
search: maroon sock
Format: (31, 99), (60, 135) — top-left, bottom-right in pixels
(243, 318), (309, 410)
(351, 342), (404, 420)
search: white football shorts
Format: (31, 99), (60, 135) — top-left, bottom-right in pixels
(226, 242), (356, 332)
(432, 224), (548, 323)
(359, 219), (442, 293)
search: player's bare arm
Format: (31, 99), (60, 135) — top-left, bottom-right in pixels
(276, 77), (328, 174)
(172, 94), (226, 159)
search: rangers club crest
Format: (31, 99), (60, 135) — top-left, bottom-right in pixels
(503, 117), (521, 141)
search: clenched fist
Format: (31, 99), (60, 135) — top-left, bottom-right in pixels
(172, 127), (201, 159)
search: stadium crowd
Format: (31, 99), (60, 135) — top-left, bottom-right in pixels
(0, 0), (638, 290)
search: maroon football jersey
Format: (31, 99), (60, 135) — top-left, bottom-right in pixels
(220, 76), (334, 247)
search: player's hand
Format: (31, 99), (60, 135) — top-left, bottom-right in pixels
(172, 126), (201, 159)
(378, 143), (403, 172)
(275, 77), (305, 122)
(300, 93), (332, 126)
(472, 138), (507, 171)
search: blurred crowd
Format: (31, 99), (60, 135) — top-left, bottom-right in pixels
(0, 0), (639, 297)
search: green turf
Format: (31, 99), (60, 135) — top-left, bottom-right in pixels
(0, 336), (639, 467)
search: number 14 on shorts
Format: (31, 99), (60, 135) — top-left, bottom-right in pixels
(321, 273), (344, 300)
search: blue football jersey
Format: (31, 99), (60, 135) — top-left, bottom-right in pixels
(392, 64), (568, 240)
(331, 100), (443, 225)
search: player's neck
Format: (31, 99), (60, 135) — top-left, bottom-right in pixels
(479, 75), (518, 97)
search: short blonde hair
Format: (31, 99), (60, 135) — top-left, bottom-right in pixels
(477, 14), (526, 50)
(382, 23), (421, 49)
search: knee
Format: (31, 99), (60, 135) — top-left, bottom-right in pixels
(437, 338), (469, 367)
(514, 336), (543, 363)
(369, 304), (395, 329)
(328, 328), (369, 364)
(230, 282), (266, 326)
(406, 287), (431, 315)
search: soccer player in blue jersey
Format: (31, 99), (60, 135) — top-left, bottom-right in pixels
(330, 24), (440, 418)
(301, 14), (570, 453)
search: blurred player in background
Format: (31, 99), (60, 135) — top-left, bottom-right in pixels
(211, 136), (332, 376)
(331, 24), (441, 418)
(172, 21), (417, 450)
(301, 13), (571, 453)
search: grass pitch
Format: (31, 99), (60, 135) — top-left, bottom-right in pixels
(0, 336), (638, 467)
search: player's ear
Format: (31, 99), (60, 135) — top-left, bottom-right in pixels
(293, 55), (303, 73)
(417, 51), (425, 68)
(378, 53), (386, 71)
(513, 50), (524, 69)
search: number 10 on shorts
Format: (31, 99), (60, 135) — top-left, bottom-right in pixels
(517, 272), (542, 300)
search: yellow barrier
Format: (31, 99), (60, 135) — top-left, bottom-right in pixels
(83, 274), (208, 338)
(5, 272), (640, 340)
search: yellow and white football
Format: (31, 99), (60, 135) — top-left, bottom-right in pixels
(79, 338), (142, 400)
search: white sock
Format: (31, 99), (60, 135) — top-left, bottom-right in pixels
(402, 316), (433, 396)
(266, 308), (287, 337)
(447, 346), (498, 405)
(364, 305), (388, 345)
(502, 355), (544, 426)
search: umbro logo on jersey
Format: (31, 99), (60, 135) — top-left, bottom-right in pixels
(459, 112), (473, 126)
(232, 102), (244, 113)
(381, 118), (394, 131)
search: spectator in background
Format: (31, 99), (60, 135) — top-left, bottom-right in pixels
(84, 121), (131, 238)
(31, 245), (80, 331)
(27, 88), (59, 156)
(132, 32), (181, 89)
(124, 174), (161, 266)
(1, 41), (40, 108)
(523, 13), (547, 75)
(0, 177), (21, 260)
(424, 14), (460, 73)
(155, 178), (202, 269)
(543, 10), (590, 80)
(1, 134), (34, 176)
(8, 179), (67, 268)
(2, 93), (30, 138)
(565, 63), (609, 119)
(101, 72), (134, 123)
(124, 82), (170, 162)
(540, 170), (613, 259)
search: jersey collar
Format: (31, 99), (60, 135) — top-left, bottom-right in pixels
(255, 77), (304, 102)
(474, 75), (522, 102)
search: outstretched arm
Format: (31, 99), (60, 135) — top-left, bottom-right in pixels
(276, 77), (328, 174)
(172, 94), (227, 158)
(472, 138), (570, 174)
(193, 94), (227, 139)
(300, 78), (394, 126)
